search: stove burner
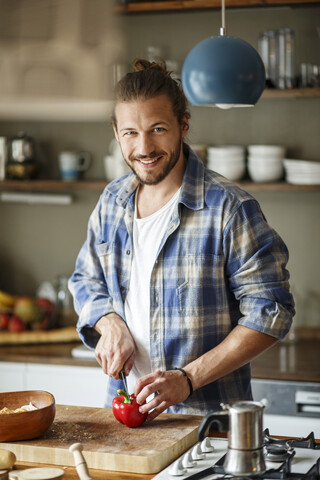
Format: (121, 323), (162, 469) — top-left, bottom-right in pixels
(264, 444), (294, 462)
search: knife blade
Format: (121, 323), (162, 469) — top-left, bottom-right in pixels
(120, 368), (129, 396)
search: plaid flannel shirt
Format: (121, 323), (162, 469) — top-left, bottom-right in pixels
(69, 145), (294, 415)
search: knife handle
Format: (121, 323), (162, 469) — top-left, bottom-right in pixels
(69, 443), (92, 480)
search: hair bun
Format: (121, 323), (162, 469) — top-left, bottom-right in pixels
(132, 58), (168, 74)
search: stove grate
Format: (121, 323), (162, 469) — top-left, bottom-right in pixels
(264, 430), (320, 450)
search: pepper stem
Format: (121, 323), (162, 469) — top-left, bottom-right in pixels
(117, 389), (133, 404)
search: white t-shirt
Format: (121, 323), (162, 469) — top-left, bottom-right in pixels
(124, 188), (181, 395)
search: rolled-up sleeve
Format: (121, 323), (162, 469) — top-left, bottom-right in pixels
(223, 198), (295, 340)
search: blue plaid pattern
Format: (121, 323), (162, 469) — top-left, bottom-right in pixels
(69, 145), (294, 415)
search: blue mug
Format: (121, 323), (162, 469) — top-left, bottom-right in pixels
(59, 151), (91, 181)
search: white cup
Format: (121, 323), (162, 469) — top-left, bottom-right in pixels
(104, 155), (131, 180)
(59, 151), (91, 181)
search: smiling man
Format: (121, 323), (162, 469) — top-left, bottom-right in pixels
(115, 95), (186, 186)
(69, 58), (295, 420)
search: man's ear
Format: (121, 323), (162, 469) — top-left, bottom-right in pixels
(112, 122), (119, 142)
(181, 114), (189, 138)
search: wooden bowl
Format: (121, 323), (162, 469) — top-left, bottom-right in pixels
(0, 390), (55, 441)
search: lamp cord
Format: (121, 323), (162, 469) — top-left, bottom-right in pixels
(220, 0), (226, 36)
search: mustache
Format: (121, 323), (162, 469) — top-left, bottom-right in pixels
(130, 151), (165, 161)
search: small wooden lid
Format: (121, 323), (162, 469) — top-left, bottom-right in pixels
(9, 469), (64, 480)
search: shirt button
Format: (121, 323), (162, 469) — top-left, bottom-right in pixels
(126, 250), (131, 255)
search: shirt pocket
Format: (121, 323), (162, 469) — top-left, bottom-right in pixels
(96, 241), (130, 298)
(176, 253), (225, 315)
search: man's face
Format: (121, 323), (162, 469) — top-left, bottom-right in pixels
(113, 95), (189, 186)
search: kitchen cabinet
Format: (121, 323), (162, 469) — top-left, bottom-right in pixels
(251, 339), (320, 437)
(0, 362), (25, 391)
(0, 361), (107, 408)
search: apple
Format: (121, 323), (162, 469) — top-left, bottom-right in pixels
(0, 312), (10, 330)
(30, 316), (49, 331)
(36, 298), (54, 317)
(8, 315), (27, 332)
(14, 296), (44, 324)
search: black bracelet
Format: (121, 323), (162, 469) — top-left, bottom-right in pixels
(175, 367), (193, 397)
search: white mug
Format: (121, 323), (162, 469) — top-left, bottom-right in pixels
(104, 155), (131, 180)
(59, 151), (91, 181)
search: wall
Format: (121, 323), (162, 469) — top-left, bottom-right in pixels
(0, 3), (319, 330)
(0, 0), (124, 100)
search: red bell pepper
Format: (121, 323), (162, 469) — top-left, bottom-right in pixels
(112, 389), (148, 428)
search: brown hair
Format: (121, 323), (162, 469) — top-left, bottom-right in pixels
(111, 58), (190, 127)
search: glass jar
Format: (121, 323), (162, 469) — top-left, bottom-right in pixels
(55, 276), (77, 327)
(276, 28), (295, 88)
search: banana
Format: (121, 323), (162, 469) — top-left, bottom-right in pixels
(0, 290), (16, 309)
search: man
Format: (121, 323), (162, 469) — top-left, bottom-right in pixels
(69, 58), (294, 421)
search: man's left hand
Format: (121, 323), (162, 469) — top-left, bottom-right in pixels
(134, 370), (190, 421)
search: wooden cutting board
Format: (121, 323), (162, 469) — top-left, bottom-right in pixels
(1, 405), (202, 474)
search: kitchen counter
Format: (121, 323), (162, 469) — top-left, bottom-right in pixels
(0, 335), (319, 383)
(0, 342), (98, 368)
(251, 337), (320, 383)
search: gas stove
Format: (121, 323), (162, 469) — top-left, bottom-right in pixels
(153, 431), (320, 480)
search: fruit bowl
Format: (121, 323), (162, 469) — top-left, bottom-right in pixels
(0, 390), (55, 441)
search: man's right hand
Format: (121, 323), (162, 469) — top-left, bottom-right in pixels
(94, 313), (135, 379)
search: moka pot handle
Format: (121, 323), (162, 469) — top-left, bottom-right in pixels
(198, 411), (229, 442)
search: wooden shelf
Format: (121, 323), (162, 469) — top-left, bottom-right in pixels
(0, 180), (108, 192)
(0, 179), (319, 193)
(261, 88), (320, 98)
(235, 181), (320, 191)
(116, 0), (320, 13)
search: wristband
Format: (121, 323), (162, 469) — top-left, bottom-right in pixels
(175, 367), (193, 397)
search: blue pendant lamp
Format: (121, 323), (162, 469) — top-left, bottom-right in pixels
(181, 0), (266, 109)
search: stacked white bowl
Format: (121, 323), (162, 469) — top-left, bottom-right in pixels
(284, 159), (320, 185)
(207, 146), (246, 181)
(247, 145), (286, 182)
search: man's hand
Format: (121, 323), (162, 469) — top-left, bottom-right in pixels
(133, 326), (277, 422)
(134, 370), (190, 422)
(94, 313), (136, 379)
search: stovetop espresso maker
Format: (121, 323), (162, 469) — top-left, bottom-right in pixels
(198, 400), (266, 477)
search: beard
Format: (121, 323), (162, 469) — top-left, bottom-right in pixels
(122, 135), (183, 186)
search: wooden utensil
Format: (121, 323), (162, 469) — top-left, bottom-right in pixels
(69, 444), (92, 480)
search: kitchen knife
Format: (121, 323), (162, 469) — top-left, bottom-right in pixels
(120, 369), (129, 396)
